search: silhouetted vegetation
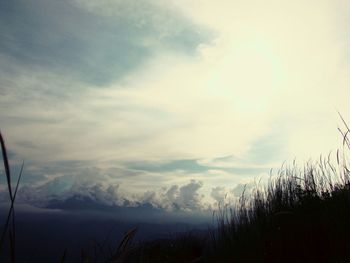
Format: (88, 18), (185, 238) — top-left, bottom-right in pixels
(122, 116), (350, 262)
(0, 132), (23, 263)
(123, 159), (350, 262)
(2, 116), (350, 262)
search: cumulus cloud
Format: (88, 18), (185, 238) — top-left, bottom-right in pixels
(211, 182), (256, 206)
(0, 175), (209, 212)
(211, 186), (228, 205)
(140, 180), (207, 212)
(231, 183), (255, 198)
(4, 177), (123, 208)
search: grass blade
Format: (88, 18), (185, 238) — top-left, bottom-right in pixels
(0, 161), (24, 252)
(0, 132), (13, 201)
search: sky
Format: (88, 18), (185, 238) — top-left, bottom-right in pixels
(1, 0), (350, 216)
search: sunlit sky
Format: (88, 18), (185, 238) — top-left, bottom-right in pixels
(1, 0), (350, 211)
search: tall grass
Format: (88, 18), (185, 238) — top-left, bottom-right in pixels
(123, 117), (350, 262)
(205, 117), (350, 262)
(0, 131), (24, 263)
(124, 157), (350, 262)
(209, 164), (350, 262)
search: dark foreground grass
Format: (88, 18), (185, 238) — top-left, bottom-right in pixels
(123, 161), (350, 263)
(208, 165), (350, 262)
(2, 118), (350, 262)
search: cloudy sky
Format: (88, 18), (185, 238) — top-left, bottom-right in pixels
(1, 0), (350, 213)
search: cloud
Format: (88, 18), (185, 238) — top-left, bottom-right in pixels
(127, 159), (209, 174)
(231, 183), (255, 198)
(211, 182), (256, 206)
(18, 175), (204, 210)
(210, 186), (227, 204)
(127, 158), (272, 175)
(1, 175), (123, 208)
(0, 175), (209, 214)
(178, 180), (205, 210)
(0, 0), (210, 85)
(141, 180), (207, 212)
(67, 182), (124, 206)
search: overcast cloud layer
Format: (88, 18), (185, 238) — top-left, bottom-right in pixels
(1, 0), (350, 214)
